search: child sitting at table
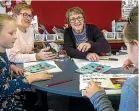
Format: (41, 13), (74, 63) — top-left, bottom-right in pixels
(0, 14), (53, 111)
(84, 6), (138, 111)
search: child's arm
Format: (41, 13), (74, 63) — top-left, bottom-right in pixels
(0, 62), (29, 99)
(0, 57), (53, 100)
(84, 81), (115, 111)
(10, 64), (24, 76)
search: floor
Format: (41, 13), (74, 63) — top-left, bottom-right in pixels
(24, 92), (120, 111)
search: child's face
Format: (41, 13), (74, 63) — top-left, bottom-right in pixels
(16, 9), (32, 29)
(0, 20), (17, 49)
(125, 42), (138, 67)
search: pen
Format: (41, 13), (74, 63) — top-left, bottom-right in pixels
(47, 79), (73, 87)
(100, 58), (118, 61)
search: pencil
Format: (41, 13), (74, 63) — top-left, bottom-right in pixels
(100, 58), (118, 61)
(47, 79), (73, 87)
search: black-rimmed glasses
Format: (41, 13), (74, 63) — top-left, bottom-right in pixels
(19, 13), (33, 19)
(69, 16), (84, 23)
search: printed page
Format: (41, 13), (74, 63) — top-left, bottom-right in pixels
(24, 61), (62, 76)
(73, 55), (128, 68)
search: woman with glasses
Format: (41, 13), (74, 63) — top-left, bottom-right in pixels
(6, 3), (57, 63)
(84, 6), (138, 111)
(64, 7), (111, 61)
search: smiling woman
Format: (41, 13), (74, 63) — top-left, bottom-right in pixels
(6, 2), (57, 63)
(64, 7), (111, 62)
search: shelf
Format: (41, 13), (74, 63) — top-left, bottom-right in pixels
(107, 39), (124, 43)
(34, 40), (64, 44)
(34, 39), (124, 45)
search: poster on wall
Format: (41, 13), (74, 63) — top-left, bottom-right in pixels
(122, 0), (138, 20)
(31, 15), (39, 34)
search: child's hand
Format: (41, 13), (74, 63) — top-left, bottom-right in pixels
(26, 72), (53, 84)
(122, 58), (138, 73)
(122, 58), (133, 69)
(11, 64), (24, 76)
(84, 81), (104, 98)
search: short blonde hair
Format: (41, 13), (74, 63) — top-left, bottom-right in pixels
(66, 7), (86, 24)
(0, 14), (15, 31)
(13, 2), (32, 15)
(123, 6), (138, 43)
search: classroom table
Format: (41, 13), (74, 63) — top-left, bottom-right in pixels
(20, 58), (134, 98)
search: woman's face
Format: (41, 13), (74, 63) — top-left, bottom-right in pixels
(0, 20), (17, 49)
(125, 42), (138, 67)
(69, 12), (84, 33)
(16, 9), (32, 29)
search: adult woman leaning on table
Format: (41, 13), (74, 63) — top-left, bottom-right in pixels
(64, 7), (111, 61)
(6, 2), (57, 63)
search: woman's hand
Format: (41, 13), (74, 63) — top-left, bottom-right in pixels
(77, 43), (91, 52)
(36, 48), (57, 60)
(86, 53), (99, 61)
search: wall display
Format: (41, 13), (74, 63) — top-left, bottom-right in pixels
(115, 22), (127, 32)
(122, 0), (138, 19)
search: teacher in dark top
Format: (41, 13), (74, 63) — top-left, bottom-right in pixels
(64, 7), (111, 61)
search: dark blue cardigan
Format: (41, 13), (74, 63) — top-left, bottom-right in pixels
(64, 24), (111, 59)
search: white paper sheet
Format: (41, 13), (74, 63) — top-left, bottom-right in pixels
(73, 55), (128, 68)
(24, 61), (62, 76)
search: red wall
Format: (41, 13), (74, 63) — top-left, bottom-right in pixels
(7, 1), (123, 49)
(31, 1), (121, 33)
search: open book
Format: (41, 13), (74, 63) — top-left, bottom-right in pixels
(80, 74), (137, 91)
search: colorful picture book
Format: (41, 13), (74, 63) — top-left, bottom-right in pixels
(80, 74), (137, 92)
(76, 63), (111, 74)
(24, 61), (56, 73)
(110, 78), (127, 89)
